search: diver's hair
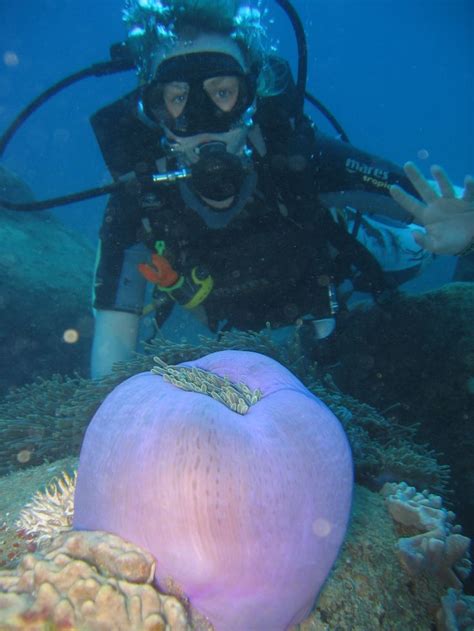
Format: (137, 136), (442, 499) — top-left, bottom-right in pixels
(123, 0), (271, 84)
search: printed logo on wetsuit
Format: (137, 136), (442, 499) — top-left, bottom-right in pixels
(345, 158), (390, 189)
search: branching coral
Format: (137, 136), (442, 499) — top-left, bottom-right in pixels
(382, 482), (472, 590)
(437, 588), (474, 631)
(397, 528), (471, 589)
(0, 375), (100, 473)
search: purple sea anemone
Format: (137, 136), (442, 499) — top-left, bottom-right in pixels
(73, 350), (353, 630)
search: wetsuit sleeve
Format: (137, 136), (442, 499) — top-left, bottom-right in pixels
(93, 190), (148, 314)
(311, 130), (415, 191)
(310, 130), (420, 223)
(304, 129), (433, 283)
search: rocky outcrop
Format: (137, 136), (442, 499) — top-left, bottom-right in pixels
(0, 166), (95, 392)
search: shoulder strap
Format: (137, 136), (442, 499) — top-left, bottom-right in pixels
(90, 89), (164, 180)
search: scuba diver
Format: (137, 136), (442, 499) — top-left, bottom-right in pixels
(87, 0), (474, 378)
(1, 0), (472, 378)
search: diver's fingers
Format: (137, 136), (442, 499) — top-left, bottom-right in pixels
(411, 228), (445, 253)
(389, 184), (427, 223)
(462, 175), (474, 202)
(411, 229), (430, 249)
(403, 161), (438, 203)
(431, 164), (455, 198)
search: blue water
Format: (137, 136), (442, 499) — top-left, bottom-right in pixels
(1, 0), (472, 254)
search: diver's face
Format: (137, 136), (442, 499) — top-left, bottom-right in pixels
(145, 43), (256, 138)
(163, 75), (241, 119)
(144, 38), (257, 207)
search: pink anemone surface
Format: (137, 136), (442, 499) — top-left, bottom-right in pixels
(73, 350), (353, 630)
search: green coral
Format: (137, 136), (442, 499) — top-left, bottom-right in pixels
(0, 329), (450, 494)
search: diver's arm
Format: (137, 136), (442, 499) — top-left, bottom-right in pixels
(310, 132), (474, 255)
(311, 130), (419, 223)
(91, 310), (140, 379)
(90, 191), (148, 379)
(312, 130), (417, 194)
(306, 129), (434, 282)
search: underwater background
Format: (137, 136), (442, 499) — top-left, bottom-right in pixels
(1, 0), (472, 249)
(0, 1), (473, 629)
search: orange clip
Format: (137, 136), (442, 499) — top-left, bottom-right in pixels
(138, 253), (179, 288)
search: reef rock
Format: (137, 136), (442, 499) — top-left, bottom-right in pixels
(0, 165), (95, 393)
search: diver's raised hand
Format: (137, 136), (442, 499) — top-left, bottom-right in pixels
(389, 162), (474, 255)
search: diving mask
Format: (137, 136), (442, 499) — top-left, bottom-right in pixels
(143, 52), (257, 136)
(142, 50), (257, 217)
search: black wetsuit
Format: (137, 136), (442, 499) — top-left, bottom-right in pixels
(92, 87), (421, 332)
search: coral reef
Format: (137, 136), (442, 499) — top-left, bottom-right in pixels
(0, 457), (78, 569)
(0, 463), (449, 630)
(297, 484), (447, 630)
(383, 481), (457, 532)
(332, 282), (474, 554)
(0, 529), (192, 630)
(0, 329), (466, 627)
(382, 481), (473, 628)
(437, 588), (474, 631)
(396, 528), (471, 589)
(0, 374), (112, 473)
(382, 482), (472, 589)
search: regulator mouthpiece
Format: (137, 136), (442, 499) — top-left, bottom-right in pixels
(191, 142), (246, 202)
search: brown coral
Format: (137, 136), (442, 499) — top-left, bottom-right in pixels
(0, 529), (192, 631)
